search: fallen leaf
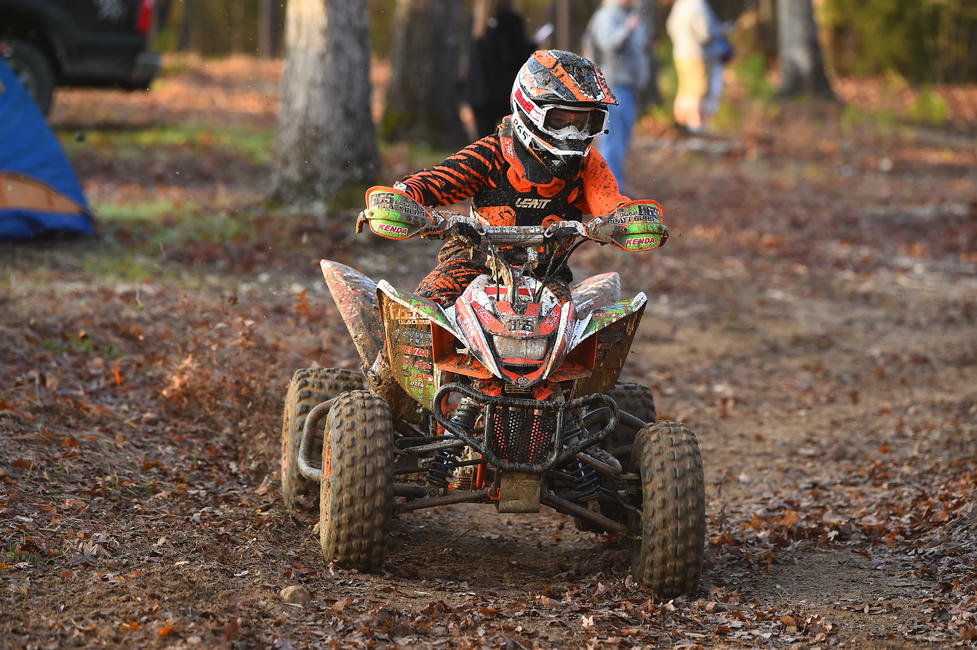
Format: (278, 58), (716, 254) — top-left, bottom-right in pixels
(278, 585), (312, 605)
(224, 617), (240, 640)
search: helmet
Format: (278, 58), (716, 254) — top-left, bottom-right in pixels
(510, 50), (617, 174)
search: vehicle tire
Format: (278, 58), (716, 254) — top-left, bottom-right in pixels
(603, 382), (656, 462)
(280, 368), (364, 513)
(629, 420), (705, 597)
(2, 38), (55, 115)
(319, 389), (394, 572)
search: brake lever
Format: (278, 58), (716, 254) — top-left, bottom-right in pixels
(544, 220), (586, 245)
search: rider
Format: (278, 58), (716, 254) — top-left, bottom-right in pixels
(392, 50), (642, 306)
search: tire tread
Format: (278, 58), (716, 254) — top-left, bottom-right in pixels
(320, 389), (393, 572)
(630, 420), (705, 597)
(280, 368), (364, 512)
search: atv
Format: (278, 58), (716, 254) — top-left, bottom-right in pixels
(280, 186), (706, 597)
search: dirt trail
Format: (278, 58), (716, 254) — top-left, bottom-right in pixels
(2, 61), (976, 647)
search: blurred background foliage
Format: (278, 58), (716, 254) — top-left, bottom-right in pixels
(155, 0), (977, 84)
(822, 0), (977, 83)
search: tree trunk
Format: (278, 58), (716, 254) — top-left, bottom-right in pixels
(258, 0), (274, 59)
(556, 0), (571, 51)
(273, 0), (379, 206)
(776, 0), (834, 98)
(382, 0), (467, 150)
(230, 0), (246, 54)
(177, 0), (193, 52)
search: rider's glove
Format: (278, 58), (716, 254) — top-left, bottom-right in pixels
(455, 221), (482, 246)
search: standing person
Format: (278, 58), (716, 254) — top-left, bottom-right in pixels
(467, 0), (535, 138)
(586, 0), (650, 190)
(666, 0), (729, 135)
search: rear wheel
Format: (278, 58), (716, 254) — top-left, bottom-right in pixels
(319, 390), (394, 572)
(280, 368), (364, 513)
(629, 420), (705, 597)
(2, 38), (55, 114)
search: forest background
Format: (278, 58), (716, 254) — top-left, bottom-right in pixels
(159, 0), (977, 85)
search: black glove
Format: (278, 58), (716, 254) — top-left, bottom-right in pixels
(455, 221), (482, 246)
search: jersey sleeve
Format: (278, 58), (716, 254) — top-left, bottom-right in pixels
(396, 136), (502, 207)
(575, 148), (632, 217)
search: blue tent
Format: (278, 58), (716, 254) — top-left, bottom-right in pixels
(0, 59), (95, 240)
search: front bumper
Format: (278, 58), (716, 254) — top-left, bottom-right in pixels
(130, 52), (161, 87)
(432, 382), (618, 473)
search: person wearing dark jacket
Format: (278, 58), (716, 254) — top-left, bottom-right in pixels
(467, 0), (535, 138)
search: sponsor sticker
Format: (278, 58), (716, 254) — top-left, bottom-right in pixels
(376, 222), (410, 236)
(625, 236), (659, 248)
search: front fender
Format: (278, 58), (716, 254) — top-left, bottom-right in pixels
(320, 260), (383, 369)
(572, 292), (647, 348)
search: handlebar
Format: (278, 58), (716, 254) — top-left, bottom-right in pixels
(430, 212), (586, 247)
(360, 186), (667, 252)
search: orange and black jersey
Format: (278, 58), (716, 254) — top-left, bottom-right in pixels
(397, 118), (630, 227)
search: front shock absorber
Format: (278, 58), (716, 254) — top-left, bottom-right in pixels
(426, 397), (480, 487)
(570, 459), (600, 502)
(562, 413), (599, 501)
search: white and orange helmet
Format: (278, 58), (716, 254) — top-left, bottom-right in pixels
(510, 50), (617, 171)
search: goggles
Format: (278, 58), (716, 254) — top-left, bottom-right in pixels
(513, 86), (609, 141)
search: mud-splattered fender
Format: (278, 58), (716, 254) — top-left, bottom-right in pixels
(320, 260), (384, 369)
(571, 292), (647, 349)
(375, 280), (461, 338)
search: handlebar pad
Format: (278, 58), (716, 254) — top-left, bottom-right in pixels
(586, 200), (668, 251)
(360, 186), (443, 240)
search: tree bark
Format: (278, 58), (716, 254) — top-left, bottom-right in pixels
(258, 0), (274, 58)
(556, 0), (571, 51)
(177, 0), (193, 52)
(382, 0), (467, 150)
(776, 0), (835, 98)
(272, 0), (380, 207)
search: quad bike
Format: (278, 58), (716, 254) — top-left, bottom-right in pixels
(280, 186), (706, 597)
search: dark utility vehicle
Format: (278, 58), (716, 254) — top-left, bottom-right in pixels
(0, 0), (160, 114)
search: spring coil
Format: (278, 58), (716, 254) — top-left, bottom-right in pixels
(426, 398), (480, 487)
(571, 459), (600, 501)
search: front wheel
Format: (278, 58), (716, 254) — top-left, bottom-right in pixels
(629, 420), (705, 597)
(320, 390), (394, 572)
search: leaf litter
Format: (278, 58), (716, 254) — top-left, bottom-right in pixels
(1, 57), (976, 647)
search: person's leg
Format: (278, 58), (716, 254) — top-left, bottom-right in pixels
(597, 85), (636, 187)
(416, 257), (488, 307)
(701, 62), (725, 127)
(673, 57), (707, 132)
